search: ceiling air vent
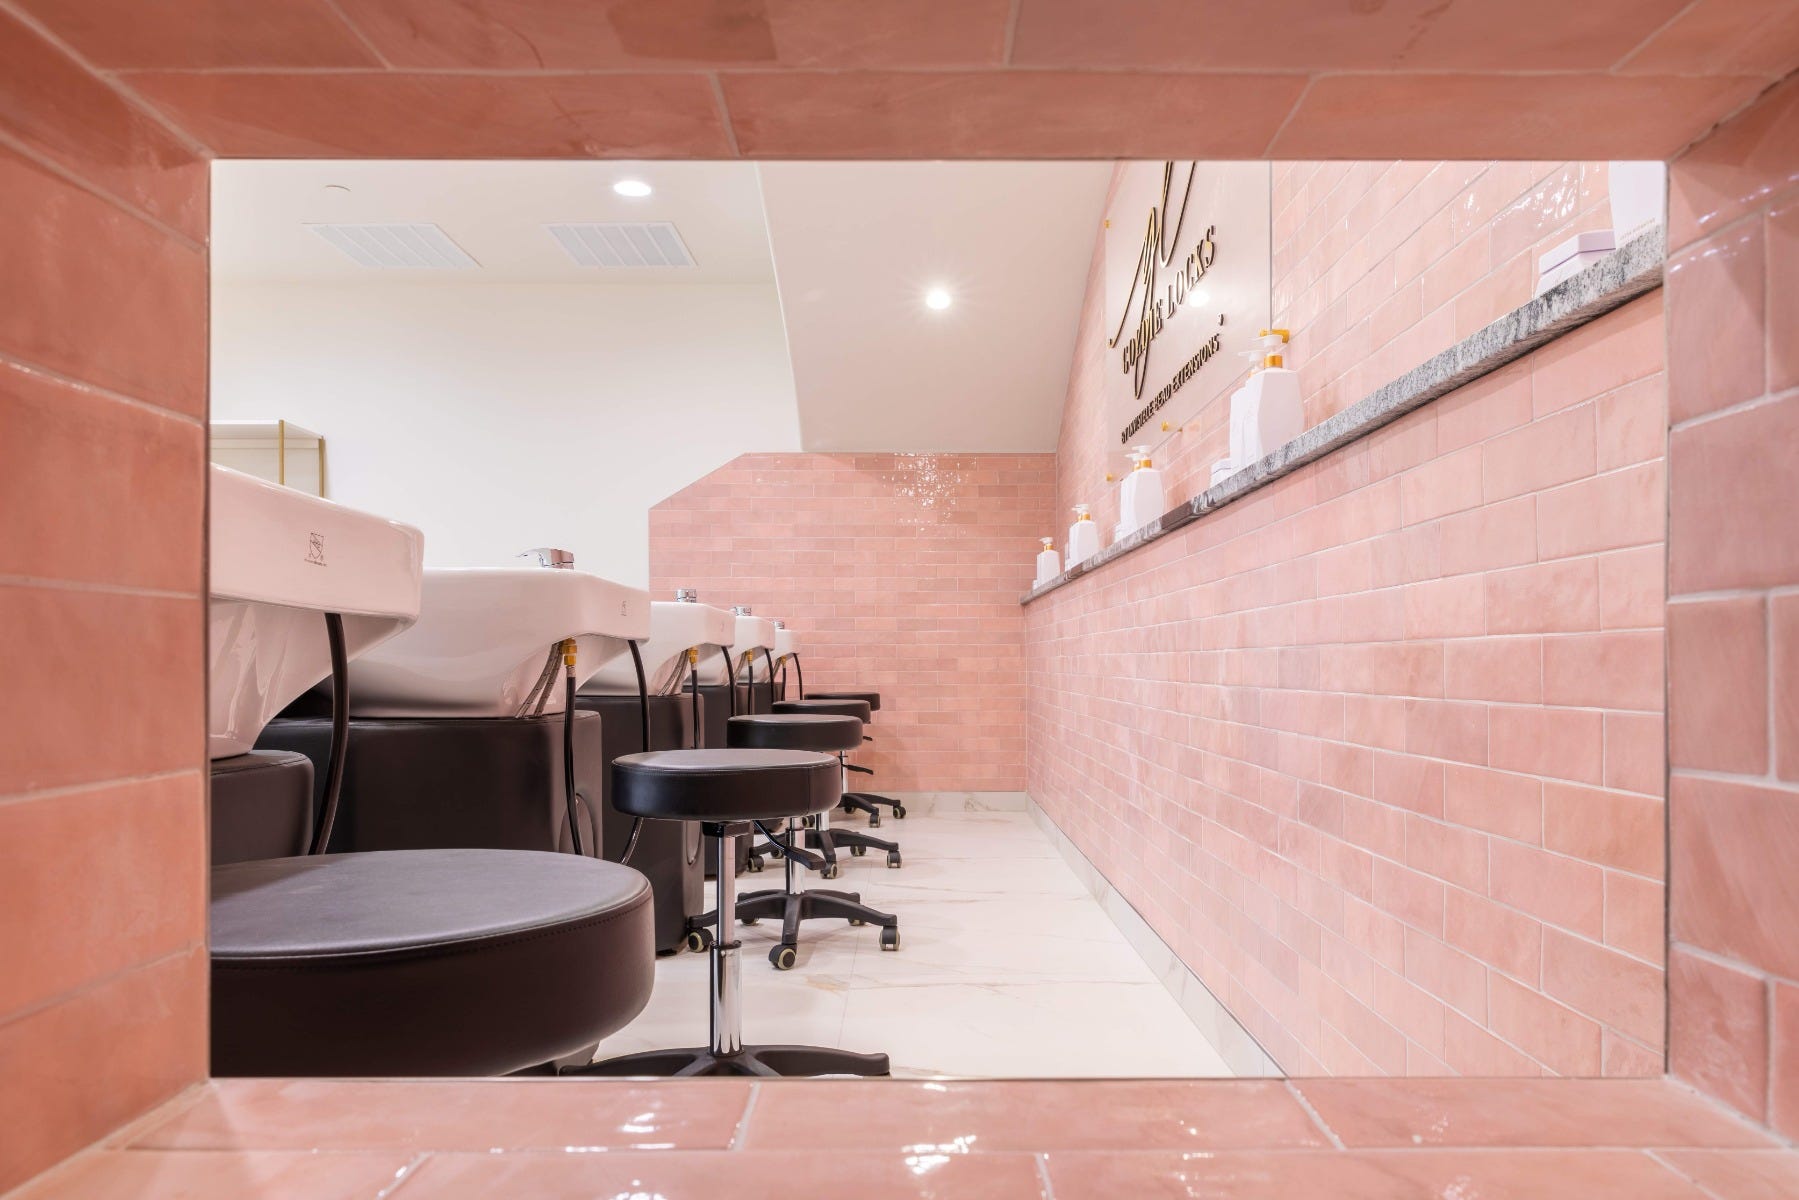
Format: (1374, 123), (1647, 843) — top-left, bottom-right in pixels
(546, 222), (696, 268)
(306, 223), (478, 269)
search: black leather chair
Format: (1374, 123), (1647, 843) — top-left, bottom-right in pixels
(209, 750), (314, 865)
(723, 712), (899, 969)
(578, 749), (890, 1077)
(211, 848), (654, 1076)
(807, 690), (906, 823)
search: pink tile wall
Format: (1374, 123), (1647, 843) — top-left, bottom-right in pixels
(1030, 291), (1668, 1076)
(0, 9), (209, 1192)
(1059, 160), (1620, 532)
(1665, 72), (1799, 1137)
(650, 453), (1056, 791)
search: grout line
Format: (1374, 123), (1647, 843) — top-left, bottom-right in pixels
(1001, 0), (1022, 66)
(0, 126), (206, 254)
(376, 1152), (431, 1198)
(0, 768), (204, 810)
(316, 0), (394, 68)
(1259, 73), (1317, 159)
(0, 0), (215, 160)
(0, 574), (202, 602)
(729, 1082), (761, 1151)
(1284, 1079), (1346, 1149)
(0, 350), (207, 428)
(0, 942), (205, 1036)
(708, 72), (742, 157)
(1668, 383), (1799, 435)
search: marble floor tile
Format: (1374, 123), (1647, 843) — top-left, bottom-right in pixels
(601, 810), (1233, 1078)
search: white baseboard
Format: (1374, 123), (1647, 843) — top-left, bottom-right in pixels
(1027, 798), (1283, 1078)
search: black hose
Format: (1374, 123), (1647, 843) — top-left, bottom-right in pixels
(613, 639), (652, 866)
(720, 645), (738, 716)
(689, 657), (702, 748)
(763, 648), (777, 704)
(744, 648), (757, 714)
(563, 671), (585, 857)
(792, 653), (804, 701)
(309, 612), (350, 856)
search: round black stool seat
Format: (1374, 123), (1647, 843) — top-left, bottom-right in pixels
(772, 698), (872, 722)
(729, 712), (862, 754)
(806, 690), (881, 712)
(612, 748), (841, 823)
(211, 848), (654, 1077)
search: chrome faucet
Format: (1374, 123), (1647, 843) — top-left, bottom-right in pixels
(519, 547), (575, 569)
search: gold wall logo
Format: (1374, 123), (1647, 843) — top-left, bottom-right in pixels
(1110, 162), (1219, 402)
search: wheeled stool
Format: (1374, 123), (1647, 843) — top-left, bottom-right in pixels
(770, 698), (902, 867)
(806, 690), (907, 824)
(725, 712), (900, 969)
(578, 749), (890, 1077)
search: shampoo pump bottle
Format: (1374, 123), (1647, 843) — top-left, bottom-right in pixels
(1065, 504), (1100, 570)
(1034, 537), (1060, 585)
(1117, 444), (1166, 536)
(1228, 328), (1304, 468)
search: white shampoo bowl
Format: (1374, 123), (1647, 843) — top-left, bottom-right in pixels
(209, 465), (424, 760)
(582, 599), (735, 696)
(344, 568), (651, 717)
(696, 612), (777, 685)
(774, 626), (799, 660)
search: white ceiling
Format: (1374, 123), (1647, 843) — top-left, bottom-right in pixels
(211, 160), (776, 284)
(212, 158), (1114, 452)
(759, 161), (1111, 452)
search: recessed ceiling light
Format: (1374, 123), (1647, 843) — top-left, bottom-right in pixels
(925, 287), (952, 311)
(613, 179), (653, 198)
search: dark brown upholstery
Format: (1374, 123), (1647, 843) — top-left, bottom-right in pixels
(728, 713), (862, 754)
(772, 698), (873, 722)
(211, 848), (653, 1076)
(611, 749), (839, 823)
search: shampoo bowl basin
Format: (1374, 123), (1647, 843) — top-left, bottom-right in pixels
(582, 600), (735, 696)
(696, 612), (777, 686)
(209, 465), (423, 760)
(774, 626), (799, 660)
(344, 568), (651, 717)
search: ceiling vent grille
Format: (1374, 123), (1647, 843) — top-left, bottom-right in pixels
(306, 223), (478, 270)
(546, 221), (696, 268)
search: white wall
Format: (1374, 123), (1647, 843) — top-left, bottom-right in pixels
(212, 280), (801, 586)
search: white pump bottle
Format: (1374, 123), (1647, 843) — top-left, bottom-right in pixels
(1034, 537), (1061, 585)
(1065, 504), (1100, 571)
(1228, 328), (1304, 469)
(1117, 444), (1166, 536)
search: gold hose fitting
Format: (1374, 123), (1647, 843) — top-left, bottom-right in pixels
(687, 646), (699, 664)
(561, 637), (578, 669)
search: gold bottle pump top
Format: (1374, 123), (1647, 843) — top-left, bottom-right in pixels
(1040, 537), (1055, 550)
(1257, 327), (1291, 370)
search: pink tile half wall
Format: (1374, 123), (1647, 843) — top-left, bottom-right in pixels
(1030, 282), (1669, 1077)
(650, 453), (1056, 792)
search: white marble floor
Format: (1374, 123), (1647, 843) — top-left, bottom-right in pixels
(596, 806), (1235, 1078)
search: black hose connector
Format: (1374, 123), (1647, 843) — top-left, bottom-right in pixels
(309, 612), (350, 856)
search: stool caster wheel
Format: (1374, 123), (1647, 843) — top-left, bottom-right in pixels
(848, 917), (866, 926)
(850, 844), (868, 857)
(868, 812), (881, 828)
(886, 850), (903, 868)
(770, 944), (797, 971)
(893, 805), (908, 819)
(802, 815), (817, 829)
(746, 855), (764, 873)
(741, 917), (760, 926)
(880, 928), (900, 951)
(820, 863), (840, 880)
(684, 929), (714, 953)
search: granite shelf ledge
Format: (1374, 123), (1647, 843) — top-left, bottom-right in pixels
(1022, 227), (1665, 605)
